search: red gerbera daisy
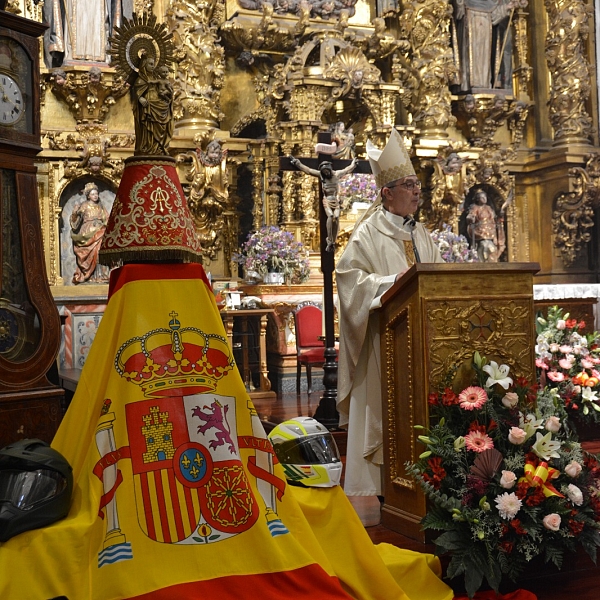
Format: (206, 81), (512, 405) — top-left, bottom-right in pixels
(458, 386), (488, 411)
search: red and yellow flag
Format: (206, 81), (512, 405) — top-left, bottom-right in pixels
(0, 264), (352, 600)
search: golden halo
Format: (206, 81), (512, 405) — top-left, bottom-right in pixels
(109, 12), (174, 80)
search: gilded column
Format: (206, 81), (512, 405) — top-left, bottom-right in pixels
(545, 0), (594, 145)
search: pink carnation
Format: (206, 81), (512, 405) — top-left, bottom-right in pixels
(547, 371), (565, 382)
(464, 430), (494, 453)
(458, 386), (488, 411)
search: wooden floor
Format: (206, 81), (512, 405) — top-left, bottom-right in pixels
(256, 389), (600, 600)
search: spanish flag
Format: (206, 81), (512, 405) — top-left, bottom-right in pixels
(0, 263), (455, 600)
(0, 264), (353, 600)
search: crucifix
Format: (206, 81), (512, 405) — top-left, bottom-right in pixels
(280, 131), (371, 429)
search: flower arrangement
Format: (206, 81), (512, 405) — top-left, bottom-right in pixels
(407, 352), (600, 598)
(338, 173), (379, 207)
(233, 226), (311, 284)
(431, 224), (479, 263)
(536, 306), (600, 426)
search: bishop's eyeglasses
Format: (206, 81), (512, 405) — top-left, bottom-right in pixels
(386, 180), (422, 191)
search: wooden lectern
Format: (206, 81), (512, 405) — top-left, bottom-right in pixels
(377, 262), (540, 541)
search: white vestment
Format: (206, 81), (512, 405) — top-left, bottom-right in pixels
(336, 207), (444, 496)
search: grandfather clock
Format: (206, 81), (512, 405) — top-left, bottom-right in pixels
(0, 10), (64, 446)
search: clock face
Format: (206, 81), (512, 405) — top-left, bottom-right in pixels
(0, 72), (24, 125)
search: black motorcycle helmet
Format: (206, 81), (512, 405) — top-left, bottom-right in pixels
(0, 438), (73, 542)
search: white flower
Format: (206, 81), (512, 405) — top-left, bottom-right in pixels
(519, 413), (543, 440)
(500, 470), (517, 489)
(531, 431), (561, 461)
(482, 361), (513, 390)
(545, 416), (561, 433)
(582, 387), (599, 403)
(566, 484), (584, 506)
(565, 461), (582, 478)
(453, 436), (466, 452)
(556, 320), (566, 330)
(495, 492), (522, 520)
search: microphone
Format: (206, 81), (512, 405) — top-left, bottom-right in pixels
(403, 215), (421, 263)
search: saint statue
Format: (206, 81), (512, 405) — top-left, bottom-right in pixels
(289, 156), (358, 251)
(330, 122), (356, 160)
(70, 182), (110, 284)
(465, 188), (505, 262)
(452, 0), (514, 91)
(42, 0), (133, 67)
(131, 54), (174, 155)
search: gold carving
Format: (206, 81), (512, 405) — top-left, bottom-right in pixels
(426, 298), (533, 388)
(420, 144), (473, 230)
(398, 0), (457, 136)
(219, 3), (308, 54)
(166, 0), (225, 133)
(47, 67), (129, 125)
(61, 127), (125, 181)
(552, 155), (600, 266)
(512, 8), (533, 94)
(392, 477), (416, 490)
(545, 0), (593, 145)
(177, 139), (230, 262)
(384, 307), (413, 482)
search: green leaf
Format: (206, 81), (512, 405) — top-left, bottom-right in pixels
(465, 563), (484, 599)
(434, 530), (467, 551)
(445, 555), (466, 580)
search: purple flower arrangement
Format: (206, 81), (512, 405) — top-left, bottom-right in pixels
(338, 173), (379, 207)
(431, 224), (479, 263)
(233, 226), (311, 284)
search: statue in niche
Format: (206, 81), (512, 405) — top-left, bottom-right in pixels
(464, 188), (506, 262)
(451, 0), (515, 92)
(289, 155), (358, 251)
(42, 0), (133, 67)
(70, 182), (110, 284)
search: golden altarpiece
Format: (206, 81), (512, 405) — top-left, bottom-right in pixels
(4, 0), (600, 388)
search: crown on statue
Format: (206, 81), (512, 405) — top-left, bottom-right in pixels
(115, 312), (234, 397)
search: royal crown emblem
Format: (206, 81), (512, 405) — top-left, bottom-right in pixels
(115, 312), (234, 397)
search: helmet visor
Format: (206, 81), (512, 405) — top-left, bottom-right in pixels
(0, 469), (67, 510)
(273, 434), (341, 465)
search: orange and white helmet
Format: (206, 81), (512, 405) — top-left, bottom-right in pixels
(268, 417), (342, 488)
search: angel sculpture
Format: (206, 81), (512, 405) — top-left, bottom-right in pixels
(427, 151), (470, 228)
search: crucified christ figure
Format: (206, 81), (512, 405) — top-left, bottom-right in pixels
(289, 155), (358, 251)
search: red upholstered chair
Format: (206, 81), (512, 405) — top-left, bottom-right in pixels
(293, 302), (337, 395)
